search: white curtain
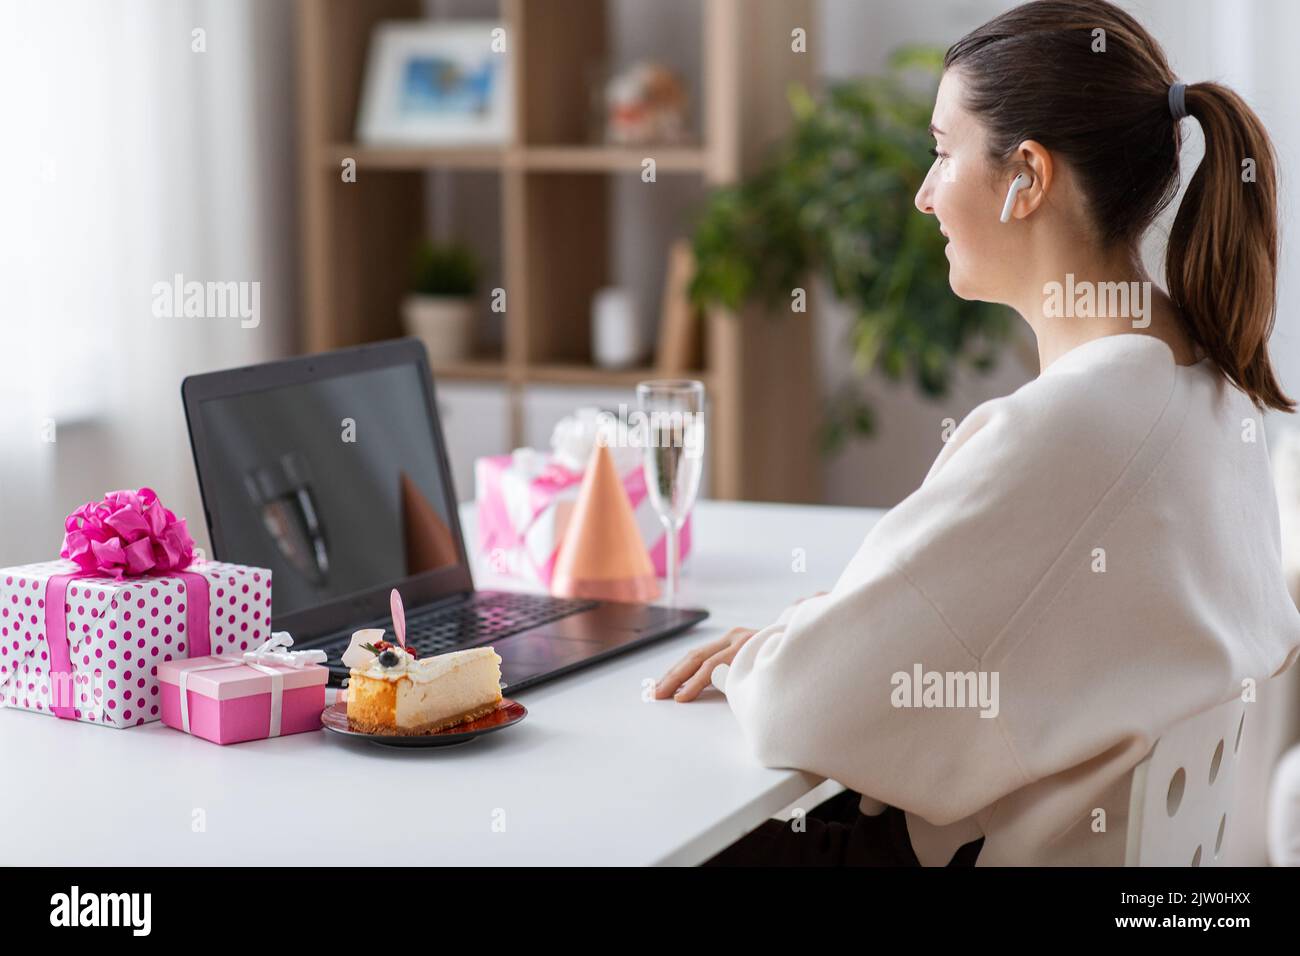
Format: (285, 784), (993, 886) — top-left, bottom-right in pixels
(0, 0), (296, 565)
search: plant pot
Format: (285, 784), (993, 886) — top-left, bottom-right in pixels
(402, 294), (476, 363)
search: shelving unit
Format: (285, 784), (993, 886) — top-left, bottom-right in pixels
(296, 0), (819, 501)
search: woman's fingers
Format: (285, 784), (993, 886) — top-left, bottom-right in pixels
(656, 627), (759, 702)
(654, 628), (752, 700)
(654, 639), (728, 699)
(672, 651), (732, 702)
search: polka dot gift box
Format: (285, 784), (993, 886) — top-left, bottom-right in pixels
(0, 488), (271, 729)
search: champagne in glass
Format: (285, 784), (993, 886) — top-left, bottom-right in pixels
(636, 380), (705, 605)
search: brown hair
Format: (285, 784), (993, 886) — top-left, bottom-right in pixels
(945, 0), (1292, 411)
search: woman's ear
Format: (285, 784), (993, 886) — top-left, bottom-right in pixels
(1007, 139), (1053, 220)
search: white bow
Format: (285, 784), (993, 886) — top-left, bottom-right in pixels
(243, 632), (327, 669)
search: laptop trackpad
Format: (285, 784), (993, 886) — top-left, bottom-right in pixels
(496, 632), (611, 687)
(494, 606), (701, 688)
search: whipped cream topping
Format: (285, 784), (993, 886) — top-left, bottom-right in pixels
(354, 646), (502, 684)
(342, 626), (421, 679)
(358, 649), (412, 679)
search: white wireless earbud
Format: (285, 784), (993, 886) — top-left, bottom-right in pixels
(999, 172), (1031, 223)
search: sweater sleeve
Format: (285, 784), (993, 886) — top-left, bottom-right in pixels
(722, 554), (1029, 826)
(720, 394), (1068, 826)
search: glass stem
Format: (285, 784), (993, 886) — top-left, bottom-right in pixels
(664, 515), (679, 606)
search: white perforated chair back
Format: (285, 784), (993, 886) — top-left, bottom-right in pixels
(1125, 699), (1247, 866)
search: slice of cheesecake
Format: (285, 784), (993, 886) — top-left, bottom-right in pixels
(345, 638), (503, 735)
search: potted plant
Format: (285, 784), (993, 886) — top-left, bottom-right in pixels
(402, 240), (479, 363)
(689, 47), (1017, 453)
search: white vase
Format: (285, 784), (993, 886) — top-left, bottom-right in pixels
(591, 287), (642, 368)
(402, 295), (476, 363)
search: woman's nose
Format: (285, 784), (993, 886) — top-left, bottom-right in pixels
(915, 171), (935, 215)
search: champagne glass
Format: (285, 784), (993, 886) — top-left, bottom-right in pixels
(636, 380), (705, 605)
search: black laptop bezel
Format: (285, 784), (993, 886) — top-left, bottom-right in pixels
(181, 337), (475, 644)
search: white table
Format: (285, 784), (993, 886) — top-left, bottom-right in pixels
(0, 500), (882, 866)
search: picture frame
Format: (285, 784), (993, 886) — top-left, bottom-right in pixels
(356, 21), (513, 146)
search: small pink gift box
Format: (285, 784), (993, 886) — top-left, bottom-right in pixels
(157, 649), (327, 745)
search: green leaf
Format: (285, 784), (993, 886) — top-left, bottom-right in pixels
(412, 241), (478, 296)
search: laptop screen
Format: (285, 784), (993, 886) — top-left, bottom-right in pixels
(190, 361), (464, 619)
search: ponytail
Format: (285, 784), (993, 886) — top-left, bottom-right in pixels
(1166, 82), (1293, 412)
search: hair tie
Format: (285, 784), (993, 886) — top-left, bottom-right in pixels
(1168, 81), (1188, 120)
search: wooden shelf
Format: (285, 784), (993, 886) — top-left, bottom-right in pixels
(428, 359), (713, 390)
(523, 144), (709, 173)
(297, 0), (819, 502)
(323, 143), (510, 171)
(429, 358), (511, 382)
(321, 143), (710, 174)
(526, 363), (712, 388)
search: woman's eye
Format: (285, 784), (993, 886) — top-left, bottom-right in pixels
(929, 146), (947, 162)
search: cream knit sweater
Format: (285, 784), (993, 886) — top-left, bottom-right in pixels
(720, 334), (1300, 865)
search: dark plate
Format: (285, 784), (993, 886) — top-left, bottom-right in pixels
(320, 699), (527, 749)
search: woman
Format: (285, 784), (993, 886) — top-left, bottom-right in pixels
(656, 0), (1300, 866)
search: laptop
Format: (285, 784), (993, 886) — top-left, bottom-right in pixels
(181, 338), (708, 691)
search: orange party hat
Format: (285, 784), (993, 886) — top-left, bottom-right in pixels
(551, 442), (660, 603)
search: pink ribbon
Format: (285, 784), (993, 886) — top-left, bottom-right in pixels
(477, 456), (582, 557)
(45, 570), (210, 720)
(478, 480), (526, 556)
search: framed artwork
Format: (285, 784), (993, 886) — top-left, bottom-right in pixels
(357, 21), (513, 146)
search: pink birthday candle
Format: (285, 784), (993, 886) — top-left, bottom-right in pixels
(390, 588), (406, 648)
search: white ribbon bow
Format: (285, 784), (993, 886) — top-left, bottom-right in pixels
(177, 632), (325, 739)
(242, 632), (328, 669)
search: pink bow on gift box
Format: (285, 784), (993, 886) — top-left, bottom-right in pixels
(60, 487), (195, 578)
(42, 488), (211, 723)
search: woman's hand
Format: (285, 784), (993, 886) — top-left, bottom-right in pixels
(660, 590), (832, 702)
(655, 627), (757, 702)
(655, 591), (828, 703)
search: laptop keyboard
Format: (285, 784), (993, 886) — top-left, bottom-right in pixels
(320, 591), (598, 666)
